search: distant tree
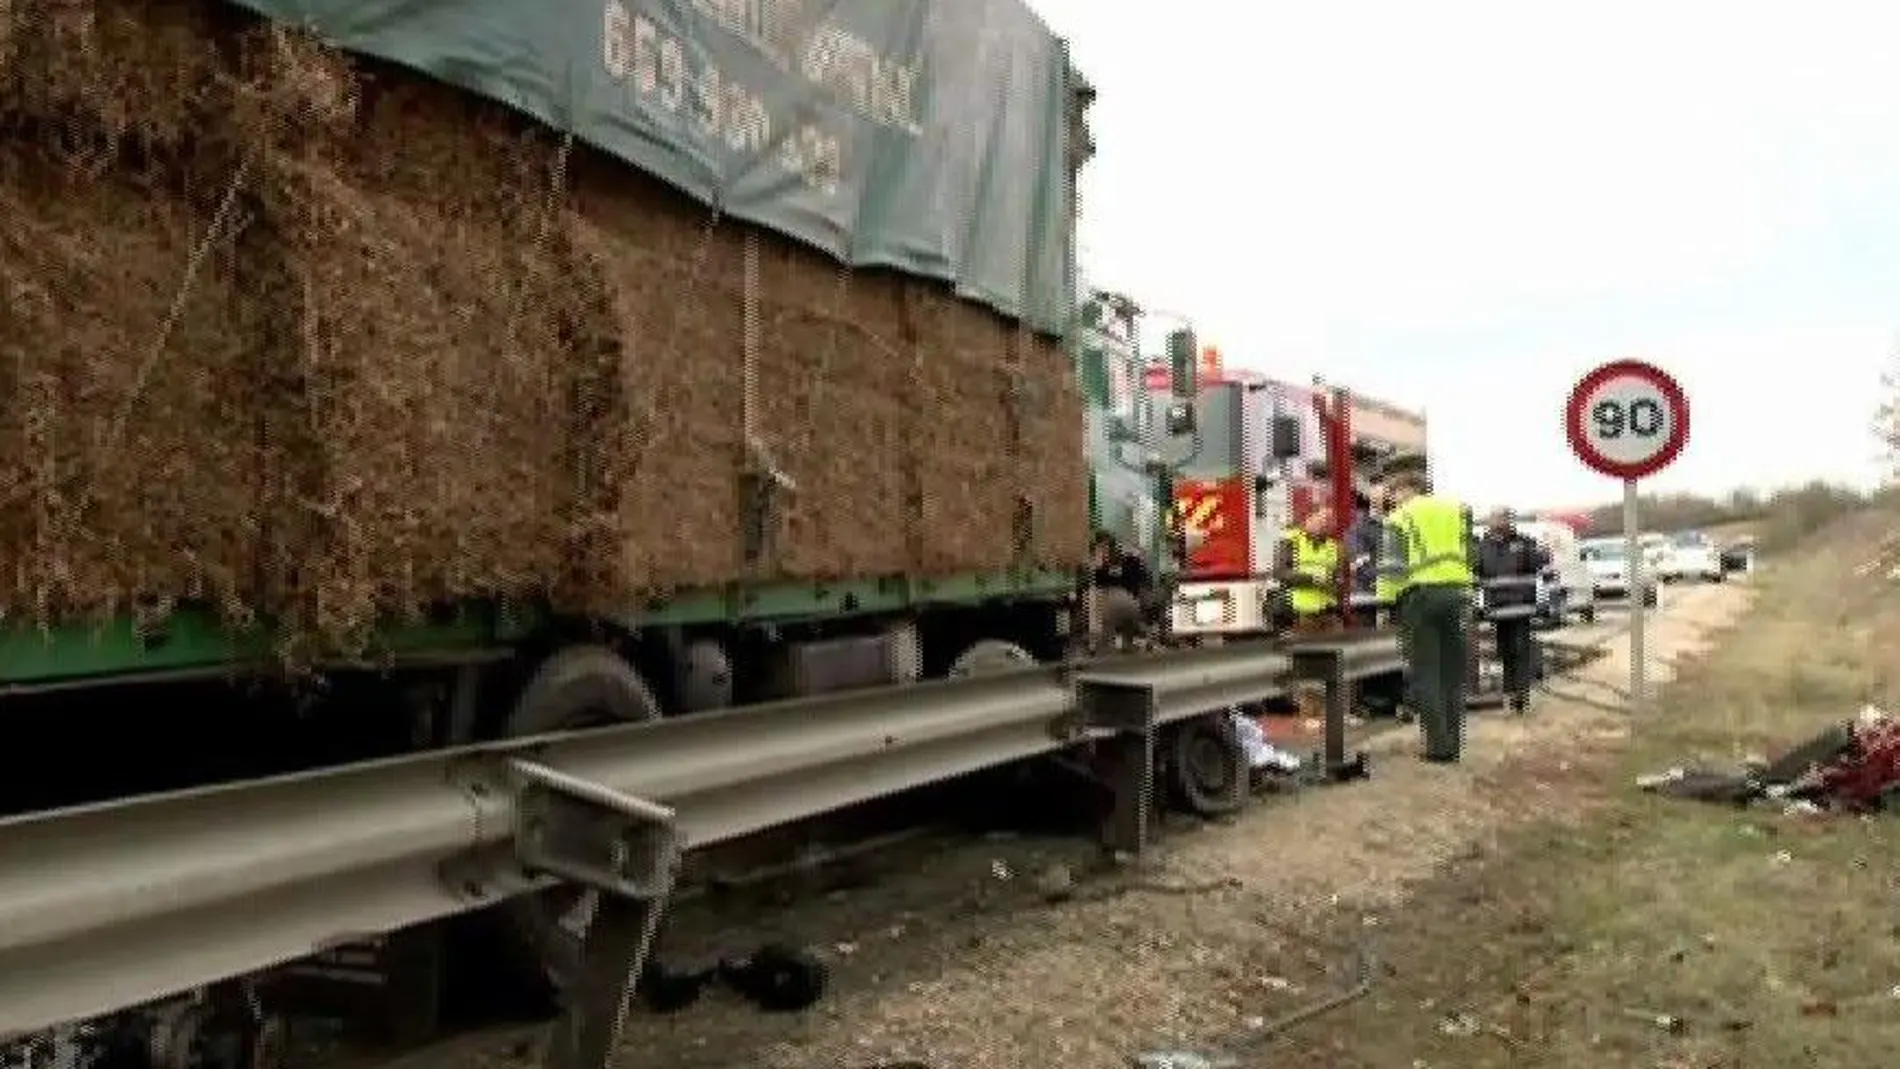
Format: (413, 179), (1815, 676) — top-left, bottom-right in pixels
(1724, 487), (1762, 518)
(1875, 346), (1900, 484)
(1562, 483), (1863, 541)
(1754, 480), (1868, 550)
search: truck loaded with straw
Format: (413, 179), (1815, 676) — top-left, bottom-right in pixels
(0, 0), (1252, 1033)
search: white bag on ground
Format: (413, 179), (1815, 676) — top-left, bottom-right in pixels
(1231, 710), (1302, 773)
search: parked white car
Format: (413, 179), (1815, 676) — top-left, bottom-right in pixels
(1580, 538), (1660, 607)
(1520, 519), (1596, 625)
(1665, 530), (1725, 583)
(1638, 532), (1678, 582)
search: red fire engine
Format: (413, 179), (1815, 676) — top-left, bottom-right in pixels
(1144, 354), (1423, 635)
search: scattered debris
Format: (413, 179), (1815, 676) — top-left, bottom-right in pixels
(717, 942), (829, 1013)
(1637, 706), (1900, 813)
(1033, 862), (1076, 901)
(1618, 1007), (1687, 1033)
(1129, 1052), (1239, 1069)
(1233, 711), (1304, 774)
(638, 942), (830, 1015)
(1438, 1012), (1481, 1037)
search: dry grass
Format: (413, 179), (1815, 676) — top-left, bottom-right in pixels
(1263, 506), (1900, 1068)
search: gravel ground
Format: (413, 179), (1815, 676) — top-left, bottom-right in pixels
(375, 583), (1754, 1069)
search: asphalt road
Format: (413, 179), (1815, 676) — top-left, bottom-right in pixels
(1480, 579), (1732, 702)
(1546, 576), (1731, 648)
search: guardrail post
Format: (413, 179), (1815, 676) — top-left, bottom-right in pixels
(507, 760), (682, 1069)
(1074, 679), (1158, 856)
(1287, 643), (1374, 782)
(545, 894), (670, 1069)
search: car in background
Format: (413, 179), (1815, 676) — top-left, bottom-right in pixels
(1667, 530), (1725, 583)
(1580, 537), (1660, 607)
(1639, 531), (1679, 582)
(1520, 519), (1596, 626)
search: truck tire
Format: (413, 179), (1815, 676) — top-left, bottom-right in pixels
(494, 645), (664, 1005)
(1165, 713), (1247, 818)
(949, 638), (1037, 677)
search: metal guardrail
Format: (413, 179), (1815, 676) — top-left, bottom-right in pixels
(0, 641), (1301, 1041)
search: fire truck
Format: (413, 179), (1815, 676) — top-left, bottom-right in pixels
(1143, 355), (1428, 638)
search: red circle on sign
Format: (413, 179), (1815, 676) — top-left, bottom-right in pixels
(1564, 359), (1690, 480)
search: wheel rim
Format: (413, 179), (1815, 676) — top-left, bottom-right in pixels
(1185, 728), (1236, 796)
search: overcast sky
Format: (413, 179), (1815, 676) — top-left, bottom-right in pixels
(1025, 0), (1899, 509)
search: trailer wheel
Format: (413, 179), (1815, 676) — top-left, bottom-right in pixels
(494, 645), (663, 1005)
(949, 638), (1037, 677)
(1166, 713), (1247, 818)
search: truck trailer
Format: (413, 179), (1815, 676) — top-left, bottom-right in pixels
(0, 2), (1390, 1066)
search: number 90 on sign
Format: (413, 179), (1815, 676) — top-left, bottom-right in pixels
(1565, 360), (1690, 481)
(1591, 393), (1666, 444)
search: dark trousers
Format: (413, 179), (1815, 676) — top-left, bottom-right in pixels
(1494, 616), (1535, 704)
(1399, 584), (1471, 760)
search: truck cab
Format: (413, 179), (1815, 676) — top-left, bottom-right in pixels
(1140, 361), (1307, 636)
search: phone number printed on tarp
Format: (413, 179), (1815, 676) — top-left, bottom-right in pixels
(603, 1), (844, 196)
(688, 0), (924, 135)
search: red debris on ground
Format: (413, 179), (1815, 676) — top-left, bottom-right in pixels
(1795, 717), (1900, 811)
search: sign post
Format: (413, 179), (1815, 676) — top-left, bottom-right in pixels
(1564, 360), (1691, 710)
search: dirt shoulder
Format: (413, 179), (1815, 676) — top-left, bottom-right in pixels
(1265, 510), (1900, 1069)
(585, 581), (1754, 1069)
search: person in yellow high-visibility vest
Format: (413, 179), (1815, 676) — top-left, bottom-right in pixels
(1278, 505), (1341, 635)
(1378, 463), (1476, 763)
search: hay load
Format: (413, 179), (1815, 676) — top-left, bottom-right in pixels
(1, 0), (224, 152)
(246, 105), (577, 644)
(0, 145), (261, 624)
(0, 0), (1089, 651)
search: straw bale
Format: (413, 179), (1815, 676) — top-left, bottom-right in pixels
(1017, 330), (1091, 569)
(753, 257), (914, 579)
(903, 290), (1020, 574)
(224, 19), (360, 148)
(0, 0), (15, 74)
(558, 153), (747, 600)
(1, 0), (226, 151)
(526, 142), (1076, 591)
(561, 153), (929, 592)
(0, 145), (260, 625)
(241, 89), (574, 645)
(904, 293), (1090, 575)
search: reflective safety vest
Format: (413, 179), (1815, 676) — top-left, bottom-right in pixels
(1374, 573), (1401, 606)
(1386, 495), (1474, 594)
(1282, 529), (1340, 615)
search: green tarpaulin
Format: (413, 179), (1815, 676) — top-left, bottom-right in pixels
(233, 0), (1079, 334)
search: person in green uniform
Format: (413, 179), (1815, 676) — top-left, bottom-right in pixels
(1378, 460), (1477, 763)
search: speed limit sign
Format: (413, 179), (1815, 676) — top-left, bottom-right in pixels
(1565, 359), (1690, 480)
(1564, 358), (1688, 714)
